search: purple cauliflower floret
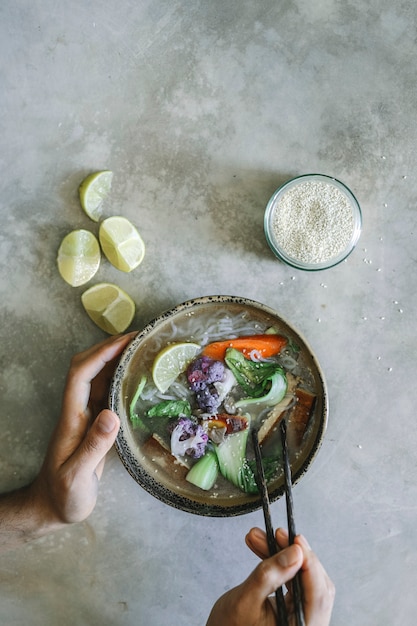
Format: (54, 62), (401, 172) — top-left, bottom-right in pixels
(170, 418), (208, 460)
(187, 356), (225, 391)
(196, 386), (220, 413)
(187, 356), (226, 413)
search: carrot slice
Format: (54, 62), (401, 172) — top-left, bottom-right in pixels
(202, 334), (287, 361)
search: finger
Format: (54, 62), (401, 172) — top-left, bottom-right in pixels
(51, 333), (135, 463)
(241, 544), (303, 603)
(245, 527), (270, 559)
(245, 526), (292, 562)
(294, 535), (335, 624)
(70, 332), (137, 370)
(65, 409), (120, 478)
(63, 332), (136, 415)
(276, 527), (289, 549)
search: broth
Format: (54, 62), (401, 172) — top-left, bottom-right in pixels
(117, 300), (325, 512)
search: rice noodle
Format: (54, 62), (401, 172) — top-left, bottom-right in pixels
(131, 306), (296, 421)
(248, 349), (268, 362)
(277, 354), (300, 372)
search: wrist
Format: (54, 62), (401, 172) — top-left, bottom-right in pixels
(0, 480), (65, 553)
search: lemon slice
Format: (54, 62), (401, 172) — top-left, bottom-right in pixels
(81, 282), (135, 335)
(79, 170), (113, 222)
(152, 342), (201, 393)
(99, 216), (145, 272)
(57, 229), (101, 287)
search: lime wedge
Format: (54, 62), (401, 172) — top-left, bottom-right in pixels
(57, 229), (101, 287)
(81, 282), (135, 335)
(79, 170), (113, 222)
(152, 342), (201, 393)
(99, 216), (145, 272)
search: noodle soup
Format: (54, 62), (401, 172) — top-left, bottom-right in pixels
(111, 296), (328, 516)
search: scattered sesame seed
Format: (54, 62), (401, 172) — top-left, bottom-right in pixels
(403, 175), (407, 179)
(362, 316), (367, 320)
(399, 308), (404, 313)
(381, 156), (386, 159)
(380, 316), (385, 320)
(357, 444), (362, 449)
(383, 203), (388, 207)
(388, 367), (393, 372)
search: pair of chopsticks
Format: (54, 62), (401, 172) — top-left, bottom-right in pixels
(251, 417), (305, 626)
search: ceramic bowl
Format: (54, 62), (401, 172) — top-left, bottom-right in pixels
(264, 173), (362, 271)
(110, 295), (328, 517)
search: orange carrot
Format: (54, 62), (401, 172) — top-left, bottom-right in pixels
(201, 334), (287, 361)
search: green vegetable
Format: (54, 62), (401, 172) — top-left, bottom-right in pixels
(186, 450), (219, 491)
(240, 456), (283, 494)
(224, 348), (285, 398)
(214, 417), (250, 491)
(235, 370), (287, 409)
(147, 399), (192, 418)
(129, 375), (147, 420)
(141, 400), (193, 440)
(129, 376), (149, 431)
(236, 459), (258, 494)
(287, 337), (300, 354)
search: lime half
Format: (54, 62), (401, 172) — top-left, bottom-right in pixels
(99, 216), (145, 272)
(57, 229), (101, 287)
(152, 342), (201, 393)
(79, 170), (113, 222)
(81, 282), (135, 335)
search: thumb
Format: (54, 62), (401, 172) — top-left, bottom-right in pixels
(74, 410), (120, 476)
(242, 544), (303, 601)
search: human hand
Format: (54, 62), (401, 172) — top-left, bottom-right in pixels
(29, 332), (136, 528)
(206, 527), (334, 626)
(1, 332), (136, 551)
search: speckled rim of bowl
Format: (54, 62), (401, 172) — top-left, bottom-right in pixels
(264, 173), (362, 271)
(110, 295), (329, 517)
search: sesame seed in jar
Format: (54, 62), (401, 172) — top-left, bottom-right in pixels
(270, 180), (355, 264)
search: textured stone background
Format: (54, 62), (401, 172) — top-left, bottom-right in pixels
(1, 1), (416, 624)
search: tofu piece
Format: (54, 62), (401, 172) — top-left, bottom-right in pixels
(143, 434), (190, 481)
(258, 373), (299, 444)
(258, 375), (316, 447)
(287, 388), (316, 446)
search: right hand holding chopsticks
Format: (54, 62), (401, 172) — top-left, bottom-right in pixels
(245, 527), (335, 626)
(206, 527), (334, 626)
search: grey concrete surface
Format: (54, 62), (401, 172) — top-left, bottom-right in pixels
(1, 1), (416, 624)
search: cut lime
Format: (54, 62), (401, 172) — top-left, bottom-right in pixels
(81, 282), (135, 335)
(57, 229), (101, 287)
(152, 342), (201, 393)
(99, 216), (145, 272)
(79, 170), (113, 222)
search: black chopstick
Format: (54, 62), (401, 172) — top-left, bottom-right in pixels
(280, 419), (306, 626)
(251, 428), (288, 626)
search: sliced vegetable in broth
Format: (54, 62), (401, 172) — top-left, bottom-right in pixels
(112, 297), (327, 516)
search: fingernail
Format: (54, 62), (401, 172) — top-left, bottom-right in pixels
(276, 527), (289, 539)
(277, 545), (300, 568)
(251, 527), (265, 539)
(97, 411), (118, 433)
